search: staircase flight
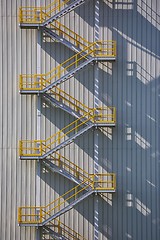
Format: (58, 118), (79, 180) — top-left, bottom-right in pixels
(42, 86), (102, 119)
(19, 0), (86, 28)
(42, 152), (91, 185)
(19, 107), (116, 160)
(43, 221), (87, 240)
(43, 20), (91, 53)
(19, 41), (116, 94)
(18, 173), (116, 226)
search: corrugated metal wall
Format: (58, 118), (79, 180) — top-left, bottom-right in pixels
(0, 0), (160, 239)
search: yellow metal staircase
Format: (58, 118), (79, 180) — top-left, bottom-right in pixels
(18, 173), (116, 225)
(18, 1), (117, 239)
(19, 0), (86, 28)
(43, 152), (91, 184)
(19, 107), (116, 160)
(19, 41), (116, 94)
(43, 20), (91, 53)
(43, 219), (87, 239)
(43, 86), (92, 119)
(18, 151), (116, 237)
(42, 152), (116, 191)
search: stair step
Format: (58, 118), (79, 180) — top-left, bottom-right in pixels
(44, 0), (85, 26)
(42, 159), (82, 185)
(43, 226), (65, 239)
(20, 124), (93, 160)
(42, 190), (94, 225)
(42, 58), (93, 93)
(43, 27), (83, 54)
(42, 93), (90, 121)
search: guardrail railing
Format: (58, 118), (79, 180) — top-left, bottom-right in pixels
(19, 0), (76, 24)
(19, 107), (116, 157)
(19, 41), (116, 91)
(18, 173), (116, 224)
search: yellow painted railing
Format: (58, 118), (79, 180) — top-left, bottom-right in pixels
(18, 173), (116, 224)
(48, 20), (91, 49)
(19, 0), (75, 24)
(49, 152), (90, 182)
(45, 218), (87, 240)
(49, 86), (91, 116)
(19, 107), (116, 157)
(19, 41), (116, 91)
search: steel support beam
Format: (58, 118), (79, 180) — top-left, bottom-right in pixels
(94, 0), (100, 240)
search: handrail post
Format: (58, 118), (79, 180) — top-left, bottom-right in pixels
(19, 140), (22, 156)
(58, 65), (61, 79)
(58, 132), (61, 145)
(19, 75), (22, 90)
(114, 174), (116, 190)
(75, 120), (78, 133)
(114, 108), (116, 123)
(40, 208), (43, 223)
(75, 54), (78, 68)
(75, 185), (77, 200)
(58, 0), (61, 11)
(114, 41), (116, 56)
(18, 207), (22, 223)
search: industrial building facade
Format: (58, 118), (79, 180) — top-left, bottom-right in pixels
(0, 0), (160, 239)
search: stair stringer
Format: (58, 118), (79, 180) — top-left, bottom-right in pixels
(20, 123), (94, 160)
(42, 92), (84, 119)
(41, 190), (94, 226)
(42, 159), (90, 187)
(43, 27), (82, 53)
(43, 225), (66, 239)
(43, 0), (86, 27)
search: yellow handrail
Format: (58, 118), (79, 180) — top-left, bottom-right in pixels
(18, 173), (116, 224)
(19, 107), (116, 157)
(19, 0), (80, 24)
(19, 41), (116, 91)
(50, 152), (90, 182)
(48, 20), (91, 49)
(48, 218), (87, 239)
(49, 153), (117, 191)
(50, 86), (91, 115)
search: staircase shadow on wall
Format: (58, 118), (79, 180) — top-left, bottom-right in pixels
(40, 165), (114, 238)
(41, 97), (115, 174)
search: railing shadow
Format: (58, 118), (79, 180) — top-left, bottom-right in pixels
(40, 96), (115, 174)
(40, 165), (114, 239)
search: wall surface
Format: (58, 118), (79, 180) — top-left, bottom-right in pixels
(0, 0), (160, 239)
